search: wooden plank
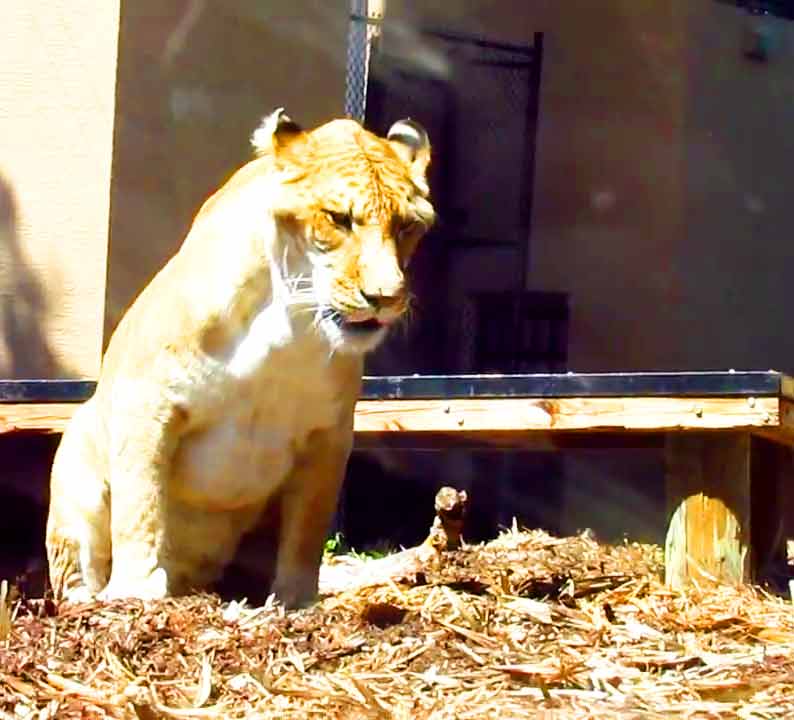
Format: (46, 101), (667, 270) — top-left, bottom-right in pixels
(0, 403), (76, 434)
(752, 398), (794, 448)
(0, 395), (786, 437)
(664, 433), (752, 588)
(781, 376), (794, 401)
(778, 398), (794, 433)
(354, 396), (780, 434)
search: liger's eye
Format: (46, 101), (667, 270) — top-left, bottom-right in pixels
(325, 210), (353, 231)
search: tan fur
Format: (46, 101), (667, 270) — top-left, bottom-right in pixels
(46, 111), (434, 608)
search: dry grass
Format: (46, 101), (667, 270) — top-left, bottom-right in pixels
(3, 527), (794, 719)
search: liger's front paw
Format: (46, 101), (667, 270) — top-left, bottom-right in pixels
(270, 572), (319, 610)
(98, 567), (169, 601)
(61, 585), (97, 605)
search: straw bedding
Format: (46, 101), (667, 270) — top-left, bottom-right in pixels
(2, 522), (794, 719)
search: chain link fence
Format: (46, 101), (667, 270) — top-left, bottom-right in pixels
(344, 1), (382, 122)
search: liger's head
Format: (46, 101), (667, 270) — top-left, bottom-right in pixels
(253, 108), (435, 353)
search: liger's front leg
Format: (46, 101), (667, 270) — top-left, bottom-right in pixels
(97, 387), (187, 601)
(270, 424), (353, 609)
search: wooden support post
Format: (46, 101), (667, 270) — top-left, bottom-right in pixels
(665, 433), (752, 588)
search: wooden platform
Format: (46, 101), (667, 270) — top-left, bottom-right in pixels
(2, 371), (793, 589)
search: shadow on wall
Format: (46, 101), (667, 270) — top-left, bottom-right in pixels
(0, 174), (70, 379)
(0, 174), (73, 592)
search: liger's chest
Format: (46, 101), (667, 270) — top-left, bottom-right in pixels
(170, 322), (346, 511)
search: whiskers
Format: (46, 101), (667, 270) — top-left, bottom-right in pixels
(284, 273), (314, 296)
(276, 244), (319, 316)
(283, 275), (318, 315)
(282, 275), (339, 340)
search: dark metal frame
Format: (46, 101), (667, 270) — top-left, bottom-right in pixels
(517, 32), (543, 290)
(464, 289), (568, 374)
(1, 371), (790, 404)
(360, 370), (790, 400)
(0, 380), (96, 403)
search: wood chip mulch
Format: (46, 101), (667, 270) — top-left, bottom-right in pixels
(2, 527), (794, 719)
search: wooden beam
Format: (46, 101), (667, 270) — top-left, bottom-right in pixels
(354, 396), (780, 434)
(0, 403), (76, 434)
(0, 395), (787, 439)
(751, 398), (794, 449)
(664, 433), (752, 588)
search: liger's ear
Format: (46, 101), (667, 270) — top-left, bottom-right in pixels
(387, 118), (431, 193)
(251, 107), (304, 156)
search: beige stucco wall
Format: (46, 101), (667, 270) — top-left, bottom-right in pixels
(0, 2), (120, 378)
